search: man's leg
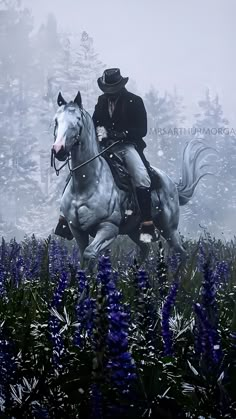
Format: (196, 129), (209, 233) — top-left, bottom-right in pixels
(118, 144), (157, 242)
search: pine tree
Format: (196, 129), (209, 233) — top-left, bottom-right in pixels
(0, 0), (42, 226)
(72, 31), (105, 114)
(144, 87), (186, 179)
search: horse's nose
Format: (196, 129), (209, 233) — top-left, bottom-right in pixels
(53, 142), (64, 154)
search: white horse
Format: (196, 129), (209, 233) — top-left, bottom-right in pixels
(52, 92), (213, 269)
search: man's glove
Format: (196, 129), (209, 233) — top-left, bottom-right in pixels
(107, 129), (127, 141)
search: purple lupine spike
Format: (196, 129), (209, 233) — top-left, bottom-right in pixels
(91, 255), (136, 416)
(200, 260), (222, 354)
(48, 239), (65, 281)
(167, 252), (182, 273)
(0, 237), (8, 266)
(0, 263), (6, 299)
(50, 270), (70, 308)
(97, 255), (113, 288)
(193, 313), (204, 357)
(194, 248), (223, 370)
(101, 257), (136, 392)
(161, 280), (179, 356)
(90, 383), (103, 419)
(137, 269), (149, 290)
(194, 303), (222, 366)
(201, 261), (217, 309)
(213, 260), (230, 286)
(26, 239), (45, 281)
(76, 269), (89, 294)
(74, 269), (95, 347)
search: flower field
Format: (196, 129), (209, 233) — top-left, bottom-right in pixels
(0, 234), (236, 418)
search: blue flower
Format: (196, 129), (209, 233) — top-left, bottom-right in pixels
(91, 255), (136, 416)
(90, 383), (103, 419)
(0, 263), (6, 298)
(74, 269), (95, 347)
(194, 302), (222, 367)
(50, 270), (70, 308)
(161, 280), (179, 356)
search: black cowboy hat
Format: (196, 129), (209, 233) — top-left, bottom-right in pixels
(97, 68), (129, 94)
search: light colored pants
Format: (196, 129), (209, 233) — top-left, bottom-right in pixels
(112, 143), (151, 188)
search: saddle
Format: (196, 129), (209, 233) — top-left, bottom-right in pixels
(102, 150), (161, 192)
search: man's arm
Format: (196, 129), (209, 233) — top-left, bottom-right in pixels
(106, 96), (147, 142)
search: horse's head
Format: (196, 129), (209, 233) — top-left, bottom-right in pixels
(53, 91), (84, 160)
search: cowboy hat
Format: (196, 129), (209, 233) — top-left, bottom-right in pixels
(97, 68), (129, 93)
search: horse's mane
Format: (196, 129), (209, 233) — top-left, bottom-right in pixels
(81, 107), (97, 141)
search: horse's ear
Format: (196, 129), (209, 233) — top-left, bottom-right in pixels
(57, 92), (67, 107)
(74, 91), (82, 108)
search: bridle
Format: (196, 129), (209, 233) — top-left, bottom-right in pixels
(51, 113), (121, 176)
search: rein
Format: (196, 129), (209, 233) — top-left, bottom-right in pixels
(51, 138), (122, 177)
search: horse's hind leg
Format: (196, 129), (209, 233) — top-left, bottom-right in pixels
(160, 227), (187, 262)
(167, 229), (186, 258)
(153, 206), (187, 261)
(128, 229), (150, 264)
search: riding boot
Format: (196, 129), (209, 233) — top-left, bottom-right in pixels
(55, 215), (74, 240)
(135, 187), (157, 243)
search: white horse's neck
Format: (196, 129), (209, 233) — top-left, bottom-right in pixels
(71, 111), (102, 192)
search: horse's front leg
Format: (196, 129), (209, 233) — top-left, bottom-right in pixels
(70, 227), (89, 269)
(83, 221), (119, 271)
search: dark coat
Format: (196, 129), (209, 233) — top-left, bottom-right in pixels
(92, 88), (147, 151)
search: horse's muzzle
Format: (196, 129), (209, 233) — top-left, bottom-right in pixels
(53, 141), (64, 154)
(52, 146), (68, 162)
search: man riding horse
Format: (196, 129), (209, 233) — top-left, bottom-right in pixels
(56, 68), (157, 242)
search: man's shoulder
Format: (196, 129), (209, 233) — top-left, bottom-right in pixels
(97, 94), (107, 102)
(123, 90), (144, 104)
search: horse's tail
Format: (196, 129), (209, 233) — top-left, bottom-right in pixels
(176, 139), (217, 206)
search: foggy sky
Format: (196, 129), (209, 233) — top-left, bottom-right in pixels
(22, 0), (236, 127)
